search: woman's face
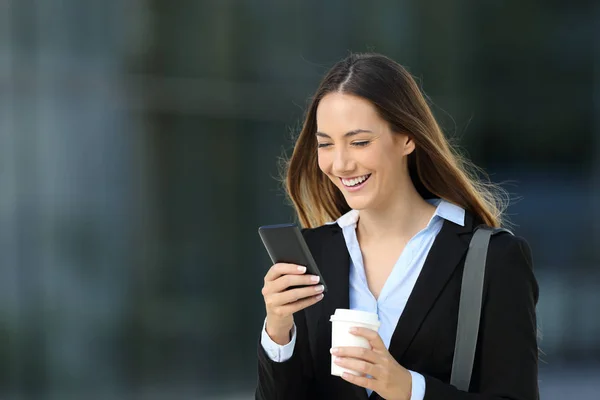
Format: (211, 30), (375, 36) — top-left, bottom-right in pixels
(316, 92), (414, 211)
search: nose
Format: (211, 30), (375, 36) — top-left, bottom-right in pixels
(332, 147), (354, 175)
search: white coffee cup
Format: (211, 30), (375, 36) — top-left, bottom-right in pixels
(329, 308), (381, 377)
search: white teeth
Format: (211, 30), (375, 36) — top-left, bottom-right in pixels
(342, 174), (370, 187)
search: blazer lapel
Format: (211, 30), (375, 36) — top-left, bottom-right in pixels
(319, 224), (351, 318)
(304, 224), (349, 371)
(306, 224), (370, 400)
(387, 214), (475, 362)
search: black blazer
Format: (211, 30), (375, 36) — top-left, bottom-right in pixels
(256, 212), (539, 400)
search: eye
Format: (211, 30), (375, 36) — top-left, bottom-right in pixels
(352, 141), (370, 147)
(317, 143), (332, 149)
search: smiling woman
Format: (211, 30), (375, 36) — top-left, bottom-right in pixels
(256, 53), (539, 400)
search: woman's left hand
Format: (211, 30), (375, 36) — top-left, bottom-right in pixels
(331, 327), (412, 400)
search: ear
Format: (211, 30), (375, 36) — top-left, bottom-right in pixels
(402, 135), (415, 156)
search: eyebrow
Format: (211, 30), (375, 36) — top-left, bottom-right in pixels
(316, 129), (373, 138)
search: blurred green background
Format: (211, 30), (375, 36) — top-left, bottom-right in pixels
(0, 1), (598, 399)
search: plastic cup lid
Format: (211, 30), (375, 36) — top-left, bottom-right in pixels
(329, 308), (380, 327)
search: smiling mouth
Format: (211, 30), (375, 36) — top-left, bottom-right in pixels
(340, 174), (372, 187)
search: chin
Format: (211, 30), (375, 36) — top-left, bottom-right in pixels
(342, 195), (373, 211)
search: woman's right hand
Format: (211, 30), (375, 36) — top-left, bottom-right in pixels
(262, 263), (325, 345)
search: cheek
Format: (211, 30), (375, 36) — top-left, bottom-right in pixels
(317, 152), (331, 173)
(360, 148), (385, 171)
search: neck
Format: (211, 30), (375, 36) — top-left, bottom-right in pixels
(356, 184), (436, 243)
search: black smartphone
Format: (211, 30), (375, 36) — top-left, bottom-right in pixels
(258, 223), (328, 293)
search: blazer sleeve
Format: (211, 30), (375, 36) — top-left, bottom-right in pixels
(423, 234), (540, 400)
(255, 228), (317, 400)
(255, 305), (315, 399)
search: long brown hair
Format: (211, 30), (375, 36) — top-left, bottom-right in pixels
(284, 53), (508, 229)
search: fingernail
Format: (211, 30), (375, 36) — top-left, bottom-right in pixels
(349, 327), (357, 333)
(315, 293), (324, 300)
(297, 266), (306, 273)
(330, 348), (339, 354)
(315, 285), (324, 292)
(310, 275), (320, 283)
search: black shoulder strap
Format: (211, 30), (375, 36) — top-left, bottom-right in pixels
(450, 225), (513, 391)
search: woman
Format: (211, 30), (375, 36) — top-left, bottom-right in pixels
(256, 53), (539, 400)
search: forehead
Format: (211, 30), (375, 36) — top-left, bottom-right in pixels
(316, 92), (385, 134)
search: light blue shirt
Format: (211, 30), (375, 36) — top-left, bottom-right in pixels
(261, 199), (466, 399)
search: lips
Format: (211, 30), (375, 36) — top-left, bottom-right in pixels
(340, 174), (371, 188)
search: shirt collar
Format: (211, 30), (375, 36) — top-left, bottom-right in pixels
(332, 198), (465, 229)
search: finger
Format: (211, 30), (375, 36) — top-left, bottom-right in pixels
(264, 263), (306, 282)
(333, 356), (378, 378)
(279, 293), (324, 314)
(330, 346), (379, 364)
(340, 370), (376, 391)
(270, 273), (321, 293)
(349, 327), (386, 350)
(272, 284), (325, 306)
